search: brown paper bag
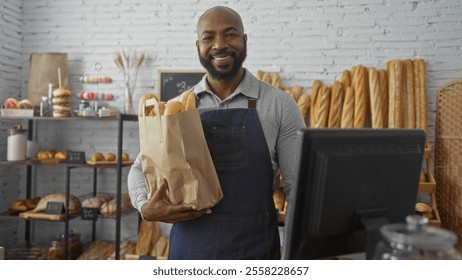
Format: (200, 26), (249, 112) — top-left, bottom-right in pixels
(27, 53), (70, 106)
(138, 97), (223, 210)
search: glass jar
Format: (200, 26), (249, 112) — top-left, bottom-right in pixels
(47, 231), (83, 260)
(7, 124), (27, 161)
(374, 215), (462, 260)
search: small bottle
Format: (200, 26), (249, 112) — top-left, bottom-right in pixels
(40, 96), (51, 117)
(48, 83), (54, 113)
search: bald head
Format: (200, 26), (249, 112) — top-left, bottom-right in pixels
(197, 6), (244, 36)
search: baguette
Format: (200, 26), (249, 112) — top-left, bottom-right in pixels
(378, 69), (388, 128)
(164, 100), (184, 116)
(291, 85), (303, 102)
(256, 70), (264, 80)
(369, 67), (383, 128)
(151, 235), (169, 257)
(179, 90), (197, 111)
(313, 86), (331, 128)
(309, 80), (322, 127)
(262, 72), (272, 84)
(353, 66), (367, 128)
(403, 60), (415, 128)
(271, 73), (280, 87)
(388, 60), (404, 128)
(341, 70), (351, 88)
(341, 87), (355, 128)
(297, 93), (310, 118)
(136, 220), (160, 256)
(413, 59), (428, 139)
(327, 81), (344, 128)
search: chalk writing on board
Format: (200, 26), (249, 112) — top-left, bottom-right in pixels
(158, 70), (205, 101)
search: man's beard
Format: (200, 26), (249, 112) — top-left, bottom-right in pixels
(198, 46), (247, 81)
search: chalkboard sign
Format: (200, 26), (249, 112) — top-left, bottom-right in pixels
(158, 69), (206, 101)
(66, 151), (86, 164)
(81, 207), (99, 221)
(45, 202), (65, 215)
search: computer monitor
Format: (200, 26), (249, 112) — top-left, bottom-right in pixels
(283, 128), (426, 260)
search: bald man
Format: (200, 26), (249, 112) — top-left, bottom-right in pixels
(128, 6), (305, 259)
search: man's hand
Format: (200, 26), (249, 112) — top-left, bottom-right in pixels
(141, 179), (210, 223)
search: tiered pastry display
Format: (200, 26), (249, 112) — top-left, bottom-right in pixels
(78, 63), (115, 117)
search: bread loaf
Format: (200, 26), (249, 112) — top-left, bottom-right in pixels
(327, 81), (344, 128)
(341, 70), (351, 88)
(388, 60), (405, 128)
(313, 86), (331, 128)
(415, 202), (433, 219)
(378, 69), (388, 128)
(104, 152), (116, 161)
(309, 80), (322, 128)
(11, 200), (28, 212)
(91, 152), (104, 162)
(151, 235), (169, 257)
(369, 67), (384, 128)
(341, 87), (355, 128)
(179, 90), (197, 111)
(291, 85), (303, 102)
(273, 188), (286, 212)
(271, 73), (280, 87)
(77, 240), (113, 260)
(353, 66), (368, 128)
(138, 93), (158, 117)
(32, 193), (81, 214)
(256, 70), (264, 80)
(262, 72), (272, 84)
(403, 60), (415, 128)
(82, 193), (112, 209)
(136, 220), (160, 256)
(164, 100), (184, 116)
(24, 196), (41, 210)
(413, 59), (428, 139)
(297, 93), (310, 119)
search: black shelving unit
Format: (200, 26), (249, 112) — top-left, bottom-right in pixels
(0, 113), (138, 259)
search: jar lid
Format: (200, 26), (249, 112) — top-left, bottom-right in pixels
(380, 215), (457, 249)
(7, 124), (27, 134)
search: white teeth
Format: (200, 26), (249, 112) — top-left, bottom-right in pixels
(214, 56), (230, 61)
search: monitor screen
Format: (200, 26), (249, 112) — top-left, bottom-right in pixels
(282, 128), (426, 260)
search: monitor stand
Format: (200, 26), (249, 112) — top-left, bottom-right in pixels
(359, 215), (389, 259)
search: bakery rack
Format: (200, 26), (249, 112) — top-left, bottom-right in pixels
(0, 113), (137, 260)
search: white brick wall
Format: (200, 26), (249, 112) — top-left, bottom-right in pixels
(0, 0), (22, 247)
(1, 0), (462, 250)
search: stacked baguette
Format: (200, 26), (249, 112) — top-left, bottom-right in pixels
(302, 59), (428, 138)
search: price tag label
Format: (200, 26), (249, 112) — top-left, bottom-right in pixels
(66, 151), (86, 164)
(81, 207), (99, 220)
(45, 202), (65, 215)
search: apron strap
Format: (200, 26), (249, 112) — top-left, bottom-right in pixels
(248, 99), (257, 109)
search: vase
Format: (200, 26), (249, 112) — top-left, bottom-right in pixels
(124, 86), (135, 115)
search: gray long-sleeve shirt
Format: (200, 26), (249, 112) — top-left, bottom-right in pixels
(128, 69), (306, 212)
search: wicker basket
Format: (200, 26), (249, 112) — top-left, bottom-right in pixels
(434, 79), (462, 251)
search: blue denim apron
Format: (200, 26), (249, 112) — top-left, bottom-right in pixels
(168, 99), (280, 259)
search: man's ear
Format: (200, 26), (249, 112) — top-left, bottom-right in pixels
(243, 33), (247, 44)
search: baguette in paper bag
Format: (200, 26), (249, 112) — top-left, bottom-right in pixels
(138, 92), (223, 210)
